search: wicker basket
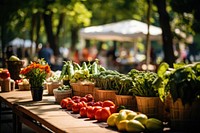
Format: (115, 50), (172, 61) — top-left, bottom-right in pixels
(6, 61), (24, 80)
(115, 95), (137, 111)
(169, 98), (200, 131)
(95, 89), (117, 102)
(53, 89), (72, 104)
(135, 96), (165, 120)
(46, 81), (62, 95)
(18, 84), (30, 91)
(70, 82), (95, 97)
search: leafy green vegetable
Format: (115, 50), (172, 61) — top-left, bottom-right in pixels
(156, 62), (200, 105)
(128, 69), (159, 97)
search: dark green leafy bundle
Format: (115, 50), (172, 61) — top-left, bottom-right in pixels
(116, 74), (133, 95)
(128, 69), (159, 97)
(90, 70), (121, 90)
(155, 62), (200, 105)
(164, 62), (200, 105)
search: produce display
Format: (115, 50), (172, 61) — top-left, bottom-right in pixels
(5, 58), (195, 132)
(59, 59), (106, 84)
(54, 60), (170, 132)
(58, 92), (164, 132)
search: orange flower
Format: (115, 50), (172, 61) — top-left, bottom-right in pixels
(19, 59), (51, 87)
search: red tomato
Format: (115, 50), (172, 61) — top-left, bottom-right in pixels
(86, 106), (94, 119)
(66, 100), (75, 111)
(87, 106), (102, 119)
(72, 101), (86, 114)
(93, 101), (103, 106)
(81, 101), (87, 107)
(65, 97), (72, 101)
(102, 100), (115, 107)
(60, 99), (69, 109)
(94, 108), (102, 121)
(0, 69), (10, 79)
(87, 101), (94, 106)
(93, 106), (102, 114)
(109, 105), (117, 114)
(95, 107), (111, 122)
(85, 94), (94, 102)
(72, 103), (80, 113)
(79, 106), (87, 118)
(73, 98), (80, 103)
(72, 96), (81, 100)
(80, 97), (88, 102)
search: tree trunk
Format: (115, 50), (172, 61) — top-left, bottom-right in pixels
(154, 0), (175, 67)
(43, 11), (59, 56)
(71, 26), (79, 51)
(1, 21), (6, 68)
(29, 14), (36, 58)
(54, 13), (65, 55)
(36, 13), (41, 52)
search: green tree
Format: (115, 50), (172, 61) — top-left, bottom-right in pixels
(153, 0), (175, 67)
(0, 0), (23, 67)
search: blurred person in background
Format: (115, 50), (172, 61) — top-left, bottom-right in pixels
(38, 43), (54, 67)
(73, 49), (80, 64)
(6, 45), (14, 60)
(107, 46), (117, 70)
(97, 44), (108, 68)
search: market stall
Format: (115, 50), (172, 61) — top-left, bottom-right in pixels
(1, 59), (199, 133)
(79, 19), (162, 42)
(79, 20), (162, 72)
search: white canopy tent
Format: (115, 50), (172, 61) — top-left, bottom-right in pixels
(9, 37), (36, 48)
(79, 19), (162, 42)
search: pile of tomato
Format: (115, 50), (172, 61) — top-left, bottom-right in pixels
(60, 94), (117, 122)
(0, 69), (10, 79)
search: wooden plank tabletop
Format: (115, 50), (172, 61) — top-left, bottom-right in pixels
(0, 90), (119, 133)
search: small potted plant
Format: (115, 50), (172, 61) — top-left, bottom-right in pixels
(156, 62), (200, 131)
(20, 59), (51, 101)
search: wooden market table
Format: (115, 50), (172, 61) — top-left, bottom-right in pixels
(0, 90), (118, 133)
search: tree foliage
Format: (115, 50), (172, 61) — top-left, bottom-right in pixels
(1, 0), (200, 68)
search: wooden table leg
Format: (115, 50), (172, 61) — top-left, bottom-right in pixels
(13, 105), (22, 133)
(15, 114), (22, 133)
(0, 100), (2, 132)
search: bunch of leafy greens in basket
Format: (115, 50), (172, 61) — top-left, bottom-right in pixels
(155, 62), (200, 105)
(91, 70), (133, 95)
(57, 85), (71, 91)
(128, 69), (159, 97)
(91, 70), (121, 90)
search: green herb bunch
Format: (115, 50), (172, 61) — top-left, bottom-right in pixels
(128, 69), (159, 97)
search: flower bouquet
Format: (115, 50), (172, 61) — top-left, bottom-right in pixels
(20, 59), (51, 101)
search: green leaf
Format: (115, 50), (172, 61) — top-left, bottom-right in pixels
(157, 62), (169, 78)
